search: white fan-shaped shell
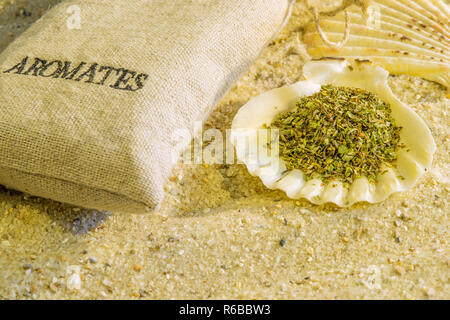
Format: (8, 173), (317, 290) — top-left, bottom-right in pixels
(231, 60), (436, 206)
(304, 0), (450, 88)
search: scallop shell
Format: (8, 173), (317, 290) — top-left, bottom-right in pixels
(231, 60), (436, 206)
(303, 0), (450, 88)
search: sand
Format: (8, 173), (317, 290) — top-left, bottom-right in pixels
(0, 0), (448, 299)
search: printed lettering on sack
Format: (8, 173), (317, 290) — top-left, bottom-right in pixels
(3, 56), (149, 92)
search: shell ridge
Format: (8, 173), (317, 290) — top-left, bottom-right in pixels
(397, 0), (450, 33)
(307, 49), (448, 67)
(375, 0), (450, 36)
(315, 12), (450, 46)
(304, 32), (449, 61)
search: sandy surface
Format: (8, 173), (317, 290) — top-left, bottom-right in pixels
(0, 0), (448, 299)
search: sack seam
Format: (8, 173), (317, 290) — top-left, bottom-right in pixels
(0, 164), (152, 211)
(200, 0), (295, 123)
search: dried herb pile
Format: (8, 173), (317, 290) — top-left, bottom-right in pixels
(271, 85), (403, 184)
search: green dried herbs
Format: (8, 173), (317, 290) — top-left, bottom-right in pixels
(270, 84), (403, 185)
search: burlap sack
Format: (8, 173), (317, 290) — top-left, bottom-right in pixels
(0, 0), (293, 213)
